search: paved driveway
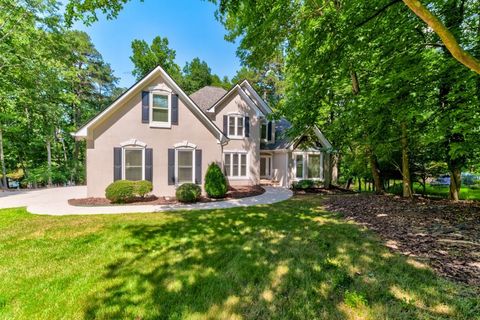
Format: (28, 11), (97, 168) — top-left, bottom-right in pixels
(0, 186), (292, 215)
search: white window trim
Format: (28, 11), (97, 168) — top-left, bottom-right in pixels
(223, 151), (249, 179)
(293, 151), (324, 181)
(260, 155), (272, 178)
(227, 114), (245, 139)
(149, 91), (171, 128)
(122, 146), (145, 180)
(175, 147), (196, 185)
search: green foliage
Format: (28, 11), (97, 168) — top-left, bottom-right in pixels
(204, 162), (228, 198)
(105, 180), (153, 203)
(130, 36), (182, 81)
(292, 179), (316, 190)
(105, 180), (135, 203)
(344, 290), (368, 308)
(134, 180), (153, 198)
(176, 183), (201, 203)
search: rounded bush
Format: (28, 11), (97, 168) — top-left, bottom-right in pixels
(134, 180), (153, 198)
(176, 183), (201, 203)
(204, 162), (228, 198)
(292, 179), (315, 190)
(105, 180), (135, 203)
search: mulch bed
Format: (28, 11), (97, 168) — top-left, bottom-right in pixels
(322, 193), (480, 287)
(293, 185), (356, 195)
(68, 185), (265, 207)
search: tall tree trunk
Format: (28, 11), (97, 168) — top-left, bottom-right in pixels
(0, 127), (7, 190)
(46, 138), (52, 187)
(449, 167), (461, 201)
(401, 122), (413, 198)
(368, 149), (385, 194)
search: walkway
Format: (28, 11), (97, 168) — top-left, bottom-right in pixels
(0, 186), (293, 215)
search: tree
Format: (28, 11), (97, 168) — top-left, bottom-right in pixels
(64, 0), (480, 74)
(130, 36), (181, 80)
(181, 58), (214, 94)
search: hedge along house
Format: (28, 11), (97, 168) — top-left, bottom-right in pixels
(74, 65), (334, 197)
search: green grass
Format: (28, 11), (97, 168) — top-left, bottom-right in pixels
(387, 182), (480, 200)
(0, 196), (478, 320)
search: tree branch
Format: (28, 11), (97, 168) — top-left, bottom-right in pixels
(402, 0), (480, 74)
(356, 0), (402, 28)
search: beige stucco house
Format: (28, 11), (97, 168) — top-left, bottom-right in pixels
(74, 66), (333, 197)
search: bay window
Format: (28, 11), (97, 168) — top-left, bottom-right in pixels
(294, 152), (323, 180)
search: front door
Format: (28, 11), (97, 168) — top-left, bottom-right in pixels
(260, 155), (272, 178)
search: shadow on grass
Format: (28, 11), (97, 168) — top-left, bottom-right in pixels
(84, 196), (478, 319)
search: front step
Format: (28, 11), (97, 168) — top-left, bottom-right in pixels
(260, 179), (281, 187)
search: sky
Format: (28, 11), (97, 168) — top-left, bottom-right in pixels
(73, 0), (241, 88)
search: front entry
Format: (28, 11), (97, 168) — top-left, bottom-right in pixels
(260, 155), (272, 178)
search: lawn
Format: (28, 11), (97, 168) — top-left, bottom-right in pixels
(0, 196), (478, 320)
(387, 182), (480, 200)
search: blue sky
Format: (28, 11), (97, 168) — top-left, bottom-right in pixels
(73, 0), (241, 88)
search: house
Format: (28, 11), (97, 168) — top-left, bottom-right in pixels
(74, 66), (333, 197)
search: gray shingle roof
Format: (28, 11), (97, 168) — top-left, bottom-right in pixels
(189, 86), (227, 112)
(261, 118), (294, 150)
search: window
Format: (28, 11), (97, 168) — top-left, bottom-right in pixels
(227, 115), (245, 138)
(295, 154), (304, 179)
(294, 152), (323, 180)
(177, 149), (194, 184)
(151, 93), (170, 126)
(124, 148), (144, 180)
(261, 122), (267, 140)
(308, 154), (321, 178)
(224, 152), (247, 177)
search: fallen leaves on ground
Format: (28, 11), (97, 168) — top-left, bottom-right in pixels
(322, 193), (480, 287)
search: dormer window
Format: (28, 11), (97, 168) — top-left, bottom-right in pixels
(228, 115), (245, 138)
(261, 120), (273, 142)
(150, 92), (170, 127)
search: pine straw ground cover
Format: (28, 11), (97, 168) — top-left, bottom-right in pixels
(0, 195), (478, 320)
(323, 194), (480, 287)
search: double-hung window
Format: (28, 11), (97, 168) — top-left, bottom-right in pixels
(227, 115), (245, 138)
(307, 154), (321, 179)
(151, 93), (170, 127)
(224, 152), (247, 178)
(124, 148), (144, 181)
(177, 149), (194, 184)
(261, 122), (268, 140)
(295, 154), (304, 179)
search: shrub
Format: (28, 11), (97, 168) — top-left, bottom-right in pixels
(176, 183), (201, 203)
(134, 180), (153, 198)
(105, 180), (135, 203)
(204, 162), (228, 198)
(292, 179), (315, 190)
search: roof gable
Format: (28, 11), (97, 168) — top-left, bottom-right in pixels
(206, 83), (266, 117)
(74, 66), (227, 142)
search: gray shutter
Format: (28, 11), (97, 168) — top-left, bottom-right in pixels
(113, 147), (122, 181)
(267, 121), (272, 141)
(145, 148), (153, 182)
(245, 116), (250, 137)
(168, 148), (175, 185)
(223, 115), (228, 135)
(195, 149), (202, 184)
(142, 91), (149, 123)
(171, 93), (178, 125)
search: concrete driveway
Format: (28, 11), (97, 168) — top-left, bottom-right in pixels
(0, 186), (293, 216)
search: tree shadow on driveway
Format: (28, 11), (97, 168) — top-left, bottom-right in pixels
(84, 196), (479, 319)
